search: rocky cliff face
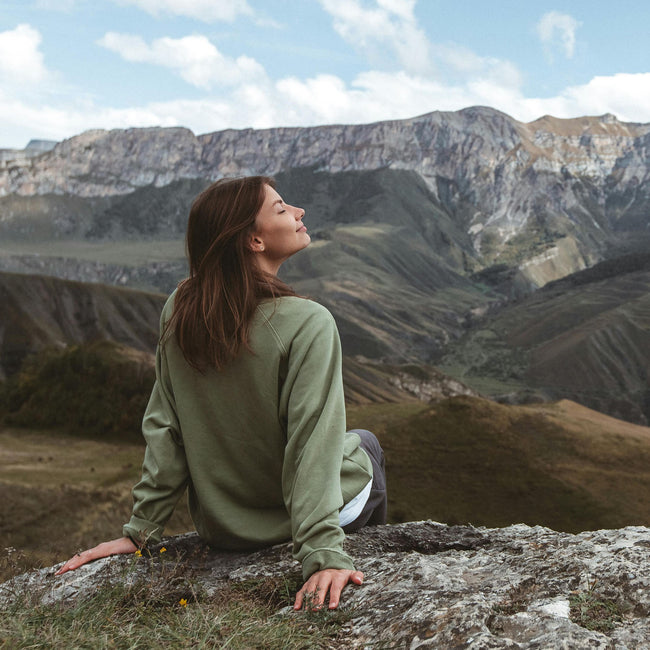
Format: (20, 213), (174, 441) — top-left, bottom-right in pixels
(4, 521), (650, 648)
(2, 107), (649, 276)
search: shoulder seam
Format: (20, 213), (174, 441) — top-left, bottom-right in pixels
(256, 304), (288, 356)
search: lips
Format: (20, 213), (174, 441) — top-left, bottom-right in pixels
(297, 222), (307, 232)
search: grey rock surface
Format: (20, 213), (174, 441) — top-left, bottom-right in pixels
(3, 521), (649, 648)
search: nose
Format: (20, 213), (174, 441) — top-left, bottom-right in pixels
(295, 206), (305, 220)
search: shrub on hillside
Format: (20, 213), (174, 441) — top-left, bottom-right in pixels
(0, 341), (154, 441)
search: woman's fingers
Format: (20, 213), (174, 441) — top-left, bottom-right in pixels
(293, 569), (364, 610)
(54, 537), (137, 576)
(327, 570), (363, 608)
(55, 549), (94, 575)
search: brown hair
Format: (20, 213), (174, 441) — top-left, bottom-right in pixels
(164, 176), (297, 370)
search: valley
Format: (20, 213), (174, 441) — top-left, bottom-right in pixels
(1, 107), (650, 579)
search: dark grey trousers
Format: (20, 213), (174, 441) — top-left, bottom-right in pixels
(342, 429), (387, 532)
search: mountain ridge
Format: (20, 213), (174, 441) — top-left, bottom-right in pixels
(3, 106), (649, 291)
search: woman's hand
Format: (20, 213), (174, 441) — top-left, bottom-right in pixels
(293, 568), (364, 610)
(54, 537), (138, 576)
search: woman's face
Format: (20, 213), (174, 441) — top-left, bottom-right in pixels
(249, 184), (310, 274)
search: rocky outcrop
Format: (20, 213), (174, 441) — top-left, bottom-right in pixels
(3, 521), (650, 648)
(0, 139), (56, 168)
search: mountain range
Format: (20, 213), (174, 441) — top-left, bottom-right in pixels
(1, 106), (649, 423)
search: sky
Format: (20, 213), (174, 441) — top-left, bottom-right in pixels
(1, 0), (649, 149)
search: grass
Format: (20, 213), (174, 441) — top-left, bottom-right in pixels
(569, 580), (629, 633)
(0, 239), (186, 266)
(0, 558), (353, 649)
(347, 397), (650, 532)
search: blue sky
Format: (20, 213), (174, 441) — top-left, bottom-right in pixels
(1, 0), (649, 148)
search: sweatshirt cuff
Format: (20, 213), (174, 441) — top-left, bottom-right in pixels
(301, 548), (355, 581)
(123, 515), (164, 547)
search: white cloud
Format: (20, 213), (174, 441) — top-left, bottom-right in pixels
(113, 0), (253, 22)
(319, 0), (431, 75)
(0, 24), (49, 85)
(2, 7), (650, 151)
(537, 11), (581, 60)
(430, 43), (523, 90)
(516, 72), (650, 123)
(4, 69), (650, 150)
(98, 32), (266, 89)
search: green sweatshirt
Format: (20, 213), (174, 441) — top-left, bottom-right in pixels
(123, 293), (372, 579)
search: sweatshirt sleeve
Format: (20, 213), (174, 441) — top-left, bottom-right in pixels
(280, 304), (355, 580)
(122, 332), (189, 546)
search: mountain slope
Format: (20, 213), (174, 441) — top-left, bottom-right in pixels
(0, 271), (468, 405)
(0, 169), (501, 361)
(348, 396), (650, 531)
(1, 108), (649, 423)
(0, 272), (165, 379)
(2, 107), (650, 289)
(440, 253), (650, 424)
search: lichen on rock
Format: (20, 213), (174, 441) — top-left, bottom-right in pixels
(3, 521), (649, 648)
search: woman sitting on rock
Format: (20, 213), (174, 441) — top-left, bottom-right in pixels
(56, 175), (387, 611)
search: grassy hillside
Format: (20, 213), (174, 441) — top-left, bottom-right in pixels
(0, 426), (193, 582)
(348, 396), (650, 532)
(0, 271), (166, 379)
(440, 253), (650, 424)
(4, 394), (650, 583)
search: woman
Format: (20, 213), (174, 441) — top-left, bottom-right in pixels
(56, 176), (387, 611)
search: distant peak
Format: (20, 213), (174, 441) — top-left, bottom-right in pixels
(25, 139), (57, 152)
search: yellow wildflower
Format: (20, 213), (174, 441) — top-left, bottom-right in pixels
(135, 549), (142, 557)
(179, 598), (188, 607)
(160, 547), (167, 554)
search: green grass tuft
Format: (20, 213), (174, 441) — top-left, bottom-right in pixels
(569, 581), (629, 633)
(1, 561), (353, 649)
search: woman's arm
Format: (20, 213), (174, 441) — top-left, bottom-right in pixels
(123, 302), (190, 546)
(55, 537), (137, 575)
(122, 377), (189, 546)
(280, 303), (368, 607)
(56, 314), (188, 574)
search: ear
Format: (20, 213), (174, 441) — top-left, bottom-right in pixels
(248, 234), (265, 253)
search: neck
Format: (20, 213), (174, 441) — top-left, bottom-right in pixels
(254, 257), (282, 276)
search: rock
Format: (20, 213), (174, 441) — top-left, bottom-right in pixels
(3, 521), (650, 648)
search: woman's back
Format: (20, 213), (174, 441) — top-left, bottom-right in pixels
(57, 176), (382, 611)
(126, 292), (372, 576)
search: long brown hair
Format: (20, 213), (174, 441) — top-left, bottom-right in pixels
(164, 176), (297, 370)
